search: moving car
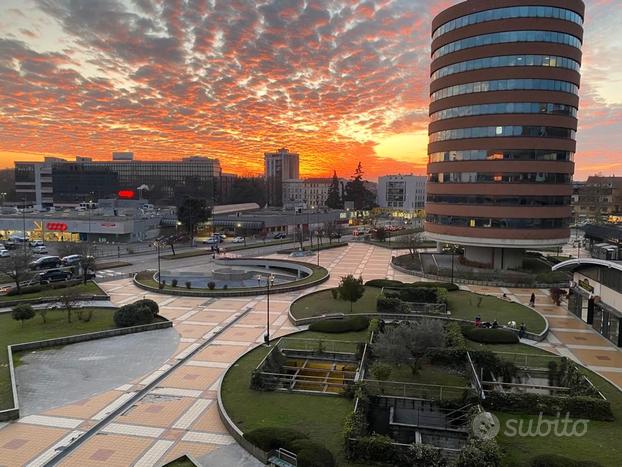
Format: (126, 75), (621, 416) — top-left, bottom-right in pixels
(0, 249), (9, 258)
(273, 232), (287, 239)
(29, 240), (44, 247)
(232, 236), (245, 243)
(39, 269), (71, 284)
(32, 245), (48, 255)
(215, 233), (227, 240)
(203, 236), (222, 245)
(61, 254), (92, 266)
(29, 256), (62, 270)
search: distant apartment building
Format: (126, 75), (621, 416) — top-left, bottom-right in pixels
(264, 148), (299, 207)
(15, 154), (228, 206)
(573, 176), (622, 221)
(377, 174), (427, 210)
(282, 177), (346, 209)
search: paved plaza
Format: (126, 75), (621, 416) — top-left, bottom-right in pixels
(0, 243), (620, 466)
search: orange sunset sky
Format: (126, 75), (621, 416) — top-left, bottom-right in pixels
(0, 0), (621, 180)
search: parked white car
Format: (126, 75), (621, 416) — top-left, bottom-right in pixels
(232, 236), (245, 243)
(32, 245), (48, 254)
(0, 249), (10, 258)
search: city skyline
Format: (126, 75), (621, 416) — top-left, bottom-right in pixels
(1, 0), (621, 180)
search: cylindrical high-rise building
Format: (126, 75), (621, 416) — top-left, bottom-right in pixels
(425, 0), (584, 269)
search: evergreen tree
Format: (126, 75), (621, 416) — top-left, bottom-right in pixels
(325, 170), (342, 208)
(343, 162), (376, 210)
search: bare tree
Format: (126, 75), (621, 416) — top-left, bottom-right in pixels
(407, 231), (424, 259)
(0, 249), (34, 294)
(294, 226), (305, 250)
(57, 287), (82, 323)
(56, 242), (96, 284)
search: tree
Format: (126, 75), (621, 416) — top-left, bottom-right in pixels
(11, 304), (35, 327)
(407, 231), (424, 259)
(372, 227), (388, 242)
(227, 177), (267, 207)
(337, 275), (365, 313)
(56, 242), (96, 284)
(0, 249), (34, 295)
(325, 170), (342, 209)
(294, 225), (305, 250)
(57, 287), (82, 323)
(343, 162), (376, 210)
(373, 320), (446, 374)
(177, 197), (212, 242)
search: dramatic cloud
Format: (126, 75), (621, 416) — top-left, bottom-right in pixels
(0, 0), (620, 179)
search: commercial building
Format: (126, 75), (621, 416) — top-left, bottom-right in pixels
(425, 0), (584, 269)
(377, 175), (427, 210)
(573, 176), (622, 222)
(15, 154), (228, 206)
(282, 177), (345, 209)
(554, 258), (622, 347)
(264, 148), (299, 207)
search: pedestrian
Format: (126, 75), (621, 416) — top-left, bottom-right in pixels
(492, 320), (499, 329)
(475, 314), (481, 328)
(529, 292), (536, 307)
(519, 322), (526, 339)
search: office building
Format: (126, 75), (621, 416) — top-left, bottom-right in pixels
(264, 148), (299, 206)
(425, 0), (584, 268)
(282, 177), (346, 209)
(377, 175), (427, 210)
(15, 154), (227, 206)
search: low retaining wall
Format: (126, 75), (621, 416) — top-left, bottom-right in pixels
(390, 260), (567, 290)
(0, 294), (110, 308)
(0, 318), (172, 422)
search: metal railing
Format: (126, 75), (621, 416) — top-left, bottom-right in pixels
(268, 448), (297, 467)
(363, 379), (471, 400)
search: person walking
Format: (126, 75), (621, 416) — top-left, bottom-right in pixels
(519, 322), (526, 339)
(529, 292), (536, 307)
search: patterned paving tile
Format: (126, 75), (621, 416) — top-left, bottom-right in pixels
(159, 366), (224, 391)
(0, 424), (68, 467)
(59, 433), (153, 467)
(192, 344), (249, 363)
(161, 441), (220, 464)
(118, 395), (196, 428)
(44, 390), (123, 420)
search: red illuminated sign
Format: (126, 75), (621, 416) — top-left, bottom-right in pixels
(118, 190), (135, 199)
(46, 222), (68, 231)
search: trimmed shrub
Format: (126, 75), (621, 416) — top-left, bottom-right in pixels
(289, 439), (335, 467)
(531, 454), (603, 467)
(330, 288), (339, 299)
(207, 281), (216, 290)
(445, 322), (467, 349)
(455, 439), (501, 467)
(133, 299), (159, 318)
(376, 296), (406, 313)
(158, 279), (166, 289)
(308, 316), (370, 333)
(11, 304), (35, 326)
(171, 279), (178, 287)
(410, 281), (459, 292)
(394, 286), (439, 303)
(185, 281), (192, 289)
(113, 303), (154, 327)
(483, 391), (614, 421)
(243, 427), (308, 451)
(365, 279), (404, 288)
(463, 327), (519, 344)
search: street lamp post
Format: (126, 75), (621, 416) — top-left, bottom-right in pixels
(22, 198), (27, 252)
(450, 250), (455, 284)
(156, 240), (162, 287)
(257, 274), (275, 345)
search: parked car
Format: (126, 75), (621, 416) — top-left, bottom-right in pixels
(203, 237), (221, 245)
(32, 245), (48, 255)
(273, 232), (287, 239)
(232, 236), (245, 243)
(61, 254), (91, 266)
(290, 250), (314, 257)
(39, 269), (71, 284)
(329, 232), (342, 239)
(3, 241), (17, 250)
(215, 233), (227, 240)
(29, 256), (62, 270)
(0, 249), (9, 258)
(29, 240), (45, 247)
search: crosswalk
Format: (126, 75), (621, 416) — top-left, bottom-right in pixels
(95, 269), (129, 281)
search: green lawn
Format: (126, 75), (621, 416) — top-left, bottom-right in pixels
(221, 330), (368, 466)
(468, 342), (622, 467)
(290, 287), (381, 319)
(381, 362), (468, 387)
(447, 291), (546, 334)
(0, 281), (104, 303)
(0, 307), (117, 411)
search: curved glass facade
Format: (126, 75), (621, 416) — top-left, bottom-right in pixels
(428, 172), (571, 183)
(430, 126), (575, 143)
(431, 79), (578, 101)
(432, 6), (583, 39)
(431, 102), (577, 122)
(426, 194), (571, 206)
(431, 55), (580, 80)
(429, 149), (574, 163)
(432, 30), (581, 60)
(426, 214), (570, 229)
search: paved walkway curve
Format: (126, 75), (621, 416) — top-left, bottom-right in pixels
(0, 243), (620, 466)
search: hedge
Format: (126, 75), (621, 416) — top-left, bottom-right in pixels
(243, 428), (335, 467)
(483, 391), (614, 421)
(308, 316), (370, 333)
(462, 327), (519, 344)
(531, 454), (603, 467)
(365, 279), (459, 292)
(132, 298), (159, 318)
(408, 281), (459, 292)
(365, 279), (405, 288)
(345, 434), (447, 466)
(376, 297), (407, 313)
(113, 302), (155, 327)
